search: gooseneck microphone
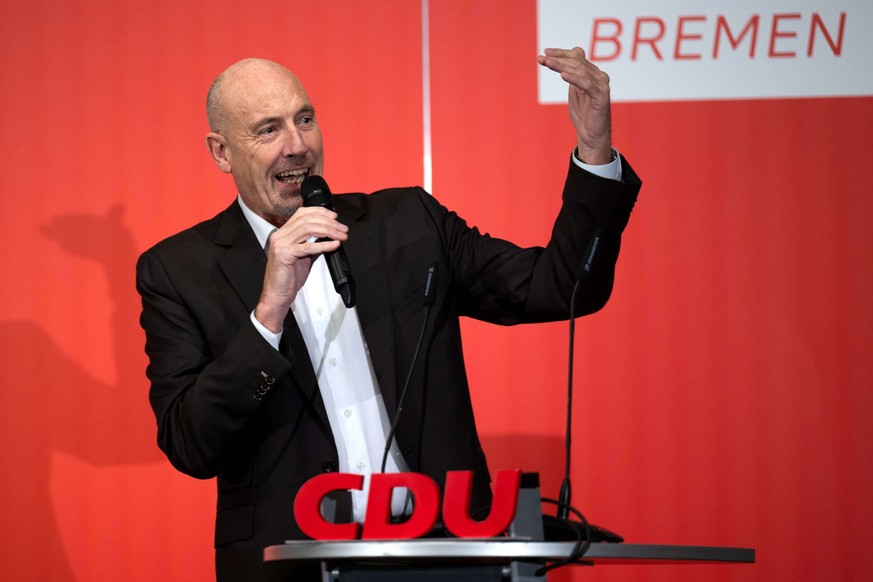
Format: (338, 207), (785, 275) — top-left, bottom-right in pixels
(557, 228), (604, 520)
(380, 260), (439, 473)
(301, 175), (356, 308)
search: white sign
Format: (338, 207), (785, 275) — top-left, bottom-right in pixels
(537, 0), (873, 102)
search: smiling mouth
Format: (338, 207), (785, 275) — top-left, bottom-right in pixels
(275, 168), (309, 185)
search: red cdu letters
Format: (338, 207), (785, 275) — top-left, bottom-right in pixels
(293, 470), (522, 540)
(362, 473), (440, 540)
(294, 472), (363, 540)
(443, 469), (521, 538)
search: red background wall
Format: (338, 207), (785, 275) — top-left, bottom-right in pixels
(1, 0), (871, 580)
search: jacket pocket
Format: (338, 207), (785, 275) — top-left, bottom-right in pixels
(394, 285), (426, 325)
(214, 504), (254, 547)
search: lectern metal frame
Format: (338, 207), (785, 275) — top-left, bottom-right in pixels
(264, 539), (755, 581)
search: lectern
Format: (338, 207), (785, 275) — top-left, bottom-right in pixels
(264, 475), (754, 580)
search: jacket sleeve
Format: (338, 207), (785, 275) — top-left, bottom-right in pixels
(427, 154), (641, 324)
(136, 247), (293, 479)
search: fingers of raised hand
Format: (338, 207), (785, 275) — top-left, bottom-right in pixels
(539, 47), (609, 95)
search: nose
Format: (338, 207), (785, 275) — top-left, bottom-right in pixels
(281, 128), (307, 157)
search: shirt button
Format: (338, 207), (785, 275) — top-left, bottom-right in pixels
(343, 409), (352, 418)
(356, 462), (366, 471)
(316, 307), (324, 317)
(330, 357), (338, 367)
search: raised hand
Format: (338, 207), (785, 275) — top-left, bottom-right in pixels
(538, 47), (613, 165)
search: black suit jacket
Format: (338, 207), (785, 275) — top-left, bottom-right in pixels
(136, 156), (640, 580)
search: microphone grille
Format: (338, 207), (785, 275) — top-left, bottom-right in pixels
(301, 175), (331, 208)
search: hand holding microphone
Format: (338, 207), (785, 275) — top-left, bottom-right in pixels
(254, 177), (351, 332)
(301, 175), (356, 308)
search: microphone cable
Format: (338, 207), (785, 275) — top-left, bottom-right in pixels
(539, 498), (594, 575)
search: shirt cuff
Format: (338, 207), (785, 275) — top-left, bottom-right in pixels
(572, 148), (623, 181)
(250, 311), (282, 350)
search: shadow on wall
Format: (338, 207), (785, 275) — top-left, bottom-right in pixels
(480, 433), (566, 504)
(0, 205), (161, 580)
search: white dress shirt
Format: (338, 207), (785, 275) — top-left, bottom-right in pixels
(239, 197), (409, 522)
(239, 149), (621, 521)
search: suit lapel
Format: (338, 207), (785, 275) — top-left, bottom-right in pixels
(211, 202), (263, 314)
(335, 196), (399, 414)
(213, 201), (331, 432)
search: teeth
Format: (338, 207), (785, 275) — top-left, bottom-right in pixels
(276, 169), (308, 184)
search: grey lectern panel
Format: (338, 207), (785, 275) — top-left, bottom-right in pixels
(330, 563), (505, 582)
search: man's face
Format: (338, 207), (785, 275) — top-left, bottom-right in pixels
(209, 63), (324, 226)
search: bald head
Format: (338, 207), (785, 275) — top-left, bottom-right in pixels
(204, 57), (324, 226)
(206, 58), (307, 133)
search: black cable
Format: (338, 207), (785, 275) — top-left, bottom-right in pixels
(539, 497), (594, 575)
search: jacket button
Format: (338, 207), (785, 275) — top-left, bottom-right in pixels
(253, 371), (276, 401)
(322, 460), (337, 473)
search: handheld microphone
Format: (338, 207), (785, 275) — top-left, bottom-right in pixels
(301, 175), (356, 308)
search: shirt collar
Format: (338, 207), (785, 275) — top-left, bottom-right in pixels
(236, 195), (276, 249)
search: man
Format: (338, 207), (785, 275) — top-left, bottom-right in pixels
(137, 48), (640, 581)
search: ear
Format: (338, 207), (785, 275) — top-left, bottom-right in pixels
(206, 132), (232, 173)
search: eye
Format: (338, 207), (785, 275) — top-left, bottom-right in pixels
(259, 126), (277, 136)
(299, 115), (315, 126)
